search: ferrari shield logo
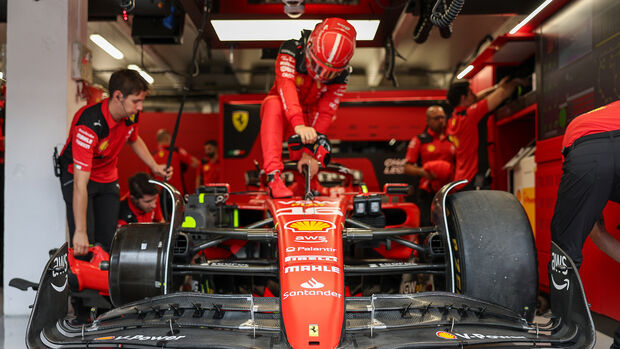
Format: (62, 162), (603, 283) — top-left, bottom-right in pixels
(309, 324), (319, 337)
(232, 110), (249, 132)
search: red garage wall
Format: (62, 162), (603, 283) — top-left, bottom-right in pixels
(117, 112), (220, 195)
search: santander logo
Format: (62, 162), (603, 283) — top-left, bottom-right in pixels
(300, 278), (324, 289)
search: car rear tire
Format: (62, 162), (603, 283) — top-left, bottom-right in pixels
(445, 190), (538, 320)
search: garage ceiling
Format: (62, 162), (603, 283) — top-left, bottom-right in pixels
(3, 1), (544, 112)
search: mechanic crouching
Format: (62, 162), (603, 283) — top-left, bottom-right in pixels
(117, 172), (164, 227)
(58, 69), (171, 256)
(550, 100), (620, 348)
(260, 17), (356, 198)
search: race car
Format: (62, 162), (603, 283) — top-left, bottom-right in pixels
(24, 136), (595, 349)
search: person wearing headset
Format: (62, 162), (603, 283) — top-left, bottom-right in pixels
(59, 69), (171, 256)
(260, 17), (356, 198)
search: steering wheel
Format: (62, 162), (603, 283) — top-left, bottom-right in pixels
(287, 133), (332, 200)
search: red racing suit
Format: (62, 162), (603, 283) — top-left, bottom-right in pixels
(261, 33), (348, 173)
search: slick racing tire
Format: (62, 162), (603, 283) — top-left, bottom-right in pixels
(445, 190), (538, 321)
(108, 223), (173, 307)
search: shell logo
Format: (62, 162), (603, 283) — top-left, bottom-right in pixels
(286, 220), (334, 233)
(427, 144), (436, 152)
(435, 331), (456, 339)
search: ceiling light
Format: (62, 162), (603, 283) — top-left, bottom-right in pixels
(128, 64), (154, 84)
(457, 65), (474, 79)
(509, 0), (553, 35)
(89, 34), (124, 60)
(211, 19), (380, 41)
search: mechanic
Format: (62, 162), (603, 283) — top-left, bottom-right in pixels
(260, 17), (356, 198)
(404, 105), (455, 226)
(59, 69), (171, 256)
(550, 100), (620, 348)
(117, 172), (163, 227)
(195, 139), (221, 189)
(446, 77), (523, 190)
(152, 128), (199, 195)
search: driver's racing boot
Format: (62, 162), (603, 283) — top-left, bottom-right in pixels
(267, 170), (293, 198)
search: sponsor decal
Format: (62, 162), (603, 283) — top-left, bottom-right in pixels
(309, 324), (319, 337)
(435, 332), (526, 340)
(295, 235), (328, 244)
(75, 139), (91, 150)
(550, 251), (570, 290)
(436, 331), (456, 339)
(301, 278), (324, 289)
(232, 110), (249, 132)
(284, 255), (337, 263)
(98, 139), (109, 152)
(285, 265), (340, 274)
(207, 262), (250, 268)
(286, 246), (336, 253)
(275, 206), (343, 216)
(76, 132), (93, 144)
(51, 252), (68, 292)
(427, 144), (436, 152)
(285, 219), (335, 233)
(368, 262), (408, 268)
(296, 76), (304, 86)
(94, 335), (187, 341)
(289, 201), (327, 207)
(280, 66), (296, 74)
(282, 289), (341, 300)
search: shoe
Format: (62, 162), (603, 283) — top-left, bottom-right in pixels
(267, 170), (293, 198)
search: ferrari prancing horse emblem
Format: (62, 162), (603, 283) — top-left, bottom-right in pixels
(232, 110), (249, 132)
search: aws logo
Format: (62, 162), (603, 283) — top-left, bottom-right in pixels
(436, 331), (456, 339)
(285, 219), (335, 233)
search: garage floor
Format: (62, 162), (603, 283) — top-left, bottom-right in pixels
(0, 287), (616, 348)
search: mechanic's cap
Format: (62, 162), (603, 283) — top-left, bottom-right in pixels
(306, 17), (357, 81)
(446, 80), (470, 107)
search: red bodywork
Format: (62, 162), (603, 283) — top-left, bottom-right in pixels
(270, 197), (351, 349)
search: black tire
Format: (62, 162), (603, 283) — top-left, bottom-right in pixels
(445, 190), (538, 320)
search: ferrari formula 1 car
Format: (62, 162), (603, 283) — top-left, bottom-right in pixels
(25, 139), (595, 348)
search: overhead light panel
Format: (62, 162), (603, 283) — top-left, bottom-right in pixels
(128, 64), (154, 84)
(457, 65), (474, 79)
(509, 0), (553, 34)
(211, 19), (380, 41)
(89, 34), (124, 60)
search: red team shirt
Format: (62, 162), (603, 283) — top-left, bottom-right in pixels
(406, 129), (456, 192)
(197, 157), (221, 185)
(152, 145), (194, 194)
(563, 100), (620, 149)
(60, 98), (139, 183)
(447, 99), (489, 183)
(117, 195), (163, 227)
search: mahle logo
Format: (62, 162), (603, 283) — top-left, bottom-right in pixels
(286, 220), (334, 233)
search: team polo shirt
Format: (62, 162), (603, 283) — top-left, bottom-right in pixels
(563, 100), (620, 148)
(60, 98), (139, 183)
(117, 196), (163, 227)
(447, 99), (489, 182)
(406, 129), (455, 191)
(197, 157), (221, 185)
(152, 145), (194, 193)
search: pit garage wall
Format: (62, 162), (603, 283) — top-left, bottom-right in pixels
(218, 90), (447, 193)
(117, 112), (220, 195)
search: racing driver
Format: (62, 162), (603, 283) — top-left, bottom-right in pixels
(260, 17), (356, 198)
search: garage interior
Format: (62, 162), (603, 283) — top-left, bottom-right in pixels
(0, 0), (619, 347)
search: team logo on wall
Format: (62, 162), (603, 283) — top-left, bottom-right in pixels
(285, 219), (335, 233)
(232, 110), (249, 132)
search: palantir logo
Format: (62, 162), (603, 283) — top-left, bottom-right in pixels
(301, 278), (324, 289)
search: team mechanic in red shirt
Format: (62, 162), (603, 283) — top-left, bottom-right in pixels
(551, 101), (620, 348)
(446, 77), (523, 190)
(404, 105), (455, 226)
(118, 172), (163, 227)
(59, 69), (171, 256)
(260, 17), (356, 198)
(152, 128), (199, 195)
(196, 139), (221, 188)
